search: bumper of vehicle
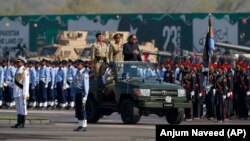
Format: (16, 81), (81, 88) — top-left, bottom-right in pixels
(137, 97), (191, 108)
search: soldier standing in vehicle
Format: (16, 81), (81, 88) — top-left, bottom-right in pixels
(109, 33), (124, 62)
(92, 32), (110, 78)
(123, 34), (142, 62)
(73, 60), (89, 131)
(11, 56), (29, 128)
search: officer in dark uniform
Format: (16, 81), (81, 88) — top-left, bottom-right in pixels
(163, 61), (175, 83)
(223, 64), (234, 120)
(73, 60), (89, 131)
(206, 63), (217, 120)
(182, 62), (192, 120)
(191, 64), (201, 119)
(238, 62), (250, 119)
(214, 66), (227, 122)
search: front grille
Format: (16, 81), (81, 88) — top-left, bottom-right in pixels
(150, 89), (178, 96)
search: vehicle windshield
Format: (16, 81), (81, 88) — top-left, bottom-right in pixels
(80, 48), (91, 57)
(40, 47), (57, 56)
(115, 62), (158, 79)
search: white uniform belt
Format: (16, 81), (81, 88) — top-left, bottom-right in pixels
(40, 78), (45, 81)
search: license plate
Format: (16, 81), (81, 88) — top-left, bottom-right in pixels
(163, 103), (173, 107)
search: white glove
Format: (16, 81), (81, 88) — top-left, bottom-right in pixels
(199, 93), (202, 97)
(223, 95), (226, 100)
(82, 97), (87, 105)
(227, 92), (231, 97)
(212, 89), (216, 95)
(247, 91), (250, 96)
(3, 82), (8, 87)
(51, 86), (54, 89)
(45, 84), (48, 88)
(0, 84), (3, 88)
(191, 91), (195, 97)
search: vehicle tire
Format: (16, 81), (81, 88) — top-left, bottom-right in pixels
(86, 98), (100, 123)
(120, 99), (141, 124)
(166, 108), (184, 124)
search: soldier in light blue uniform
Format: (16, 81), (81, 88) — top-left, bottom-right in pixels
(3, 60), (15, 108)
(73, 59), (89, 132)
(67, 60), (77, 109)
(46, 61), (54, 108)
(55, 60), (67, 108)
(35, 61), (40, 108)
(38, 59), (49, 108)
(52, 61), (59, 107)
(0, 61), (4, 107)
(28, 61), (36, 108)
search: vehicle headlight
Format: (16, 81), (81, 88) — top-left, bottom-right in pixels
(177, 89), (186, 97)
(134, 89), (150, 97)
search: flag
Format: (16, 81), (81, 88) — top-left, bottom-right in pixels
(203, 14), (214, 68)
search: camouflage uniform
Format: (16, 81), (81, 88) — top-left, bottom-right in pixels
(91, 42), (110, 77)
(109, 43), (123, 62)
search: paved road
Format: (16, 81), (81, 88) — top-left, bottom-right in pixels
(0, 110), (249, 141)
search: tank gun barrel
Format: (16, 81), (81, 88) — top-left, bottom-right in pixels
(141, 50), (172, 57)
(215, 42), (250, 53)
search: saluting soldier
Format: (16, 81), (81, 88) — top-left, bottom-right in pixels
(11, 56), (29, 128)
(109, 33), (124, 62)
(73, 60), (89, 132)
(92, 32), (110, 77)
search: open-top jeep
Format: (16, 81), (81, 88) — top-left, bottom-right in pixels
(86, 61), (191, 124)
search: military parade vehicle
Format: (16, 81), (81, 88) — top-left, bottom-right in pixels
(28, 31), (91, 61)
(86, 61), (190, 124)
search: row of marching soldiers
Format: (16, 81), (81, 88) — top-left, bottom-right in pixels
(0, 59), (93, 110)
(160, 55), (250, 122)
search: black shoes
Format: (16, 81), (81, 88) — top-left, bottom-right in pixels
(73, 126), (87, 132)
(11, 115), (25, 129)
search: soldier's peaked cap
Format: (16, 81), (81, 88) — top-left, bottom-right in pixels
(16, 56), (27, 63)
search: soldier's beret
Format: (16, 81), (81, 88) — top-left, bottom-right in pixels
(95, 32), (102, 38)
(27, 60), (35, 65)
(68, 59), (73, 63)
(61, 60), (67, 64)
(75, 59), (84, 65)
(16, 56), (27, 63)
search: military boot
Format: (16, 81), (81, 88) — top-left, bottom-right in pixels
(11, 115), (21, 128)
